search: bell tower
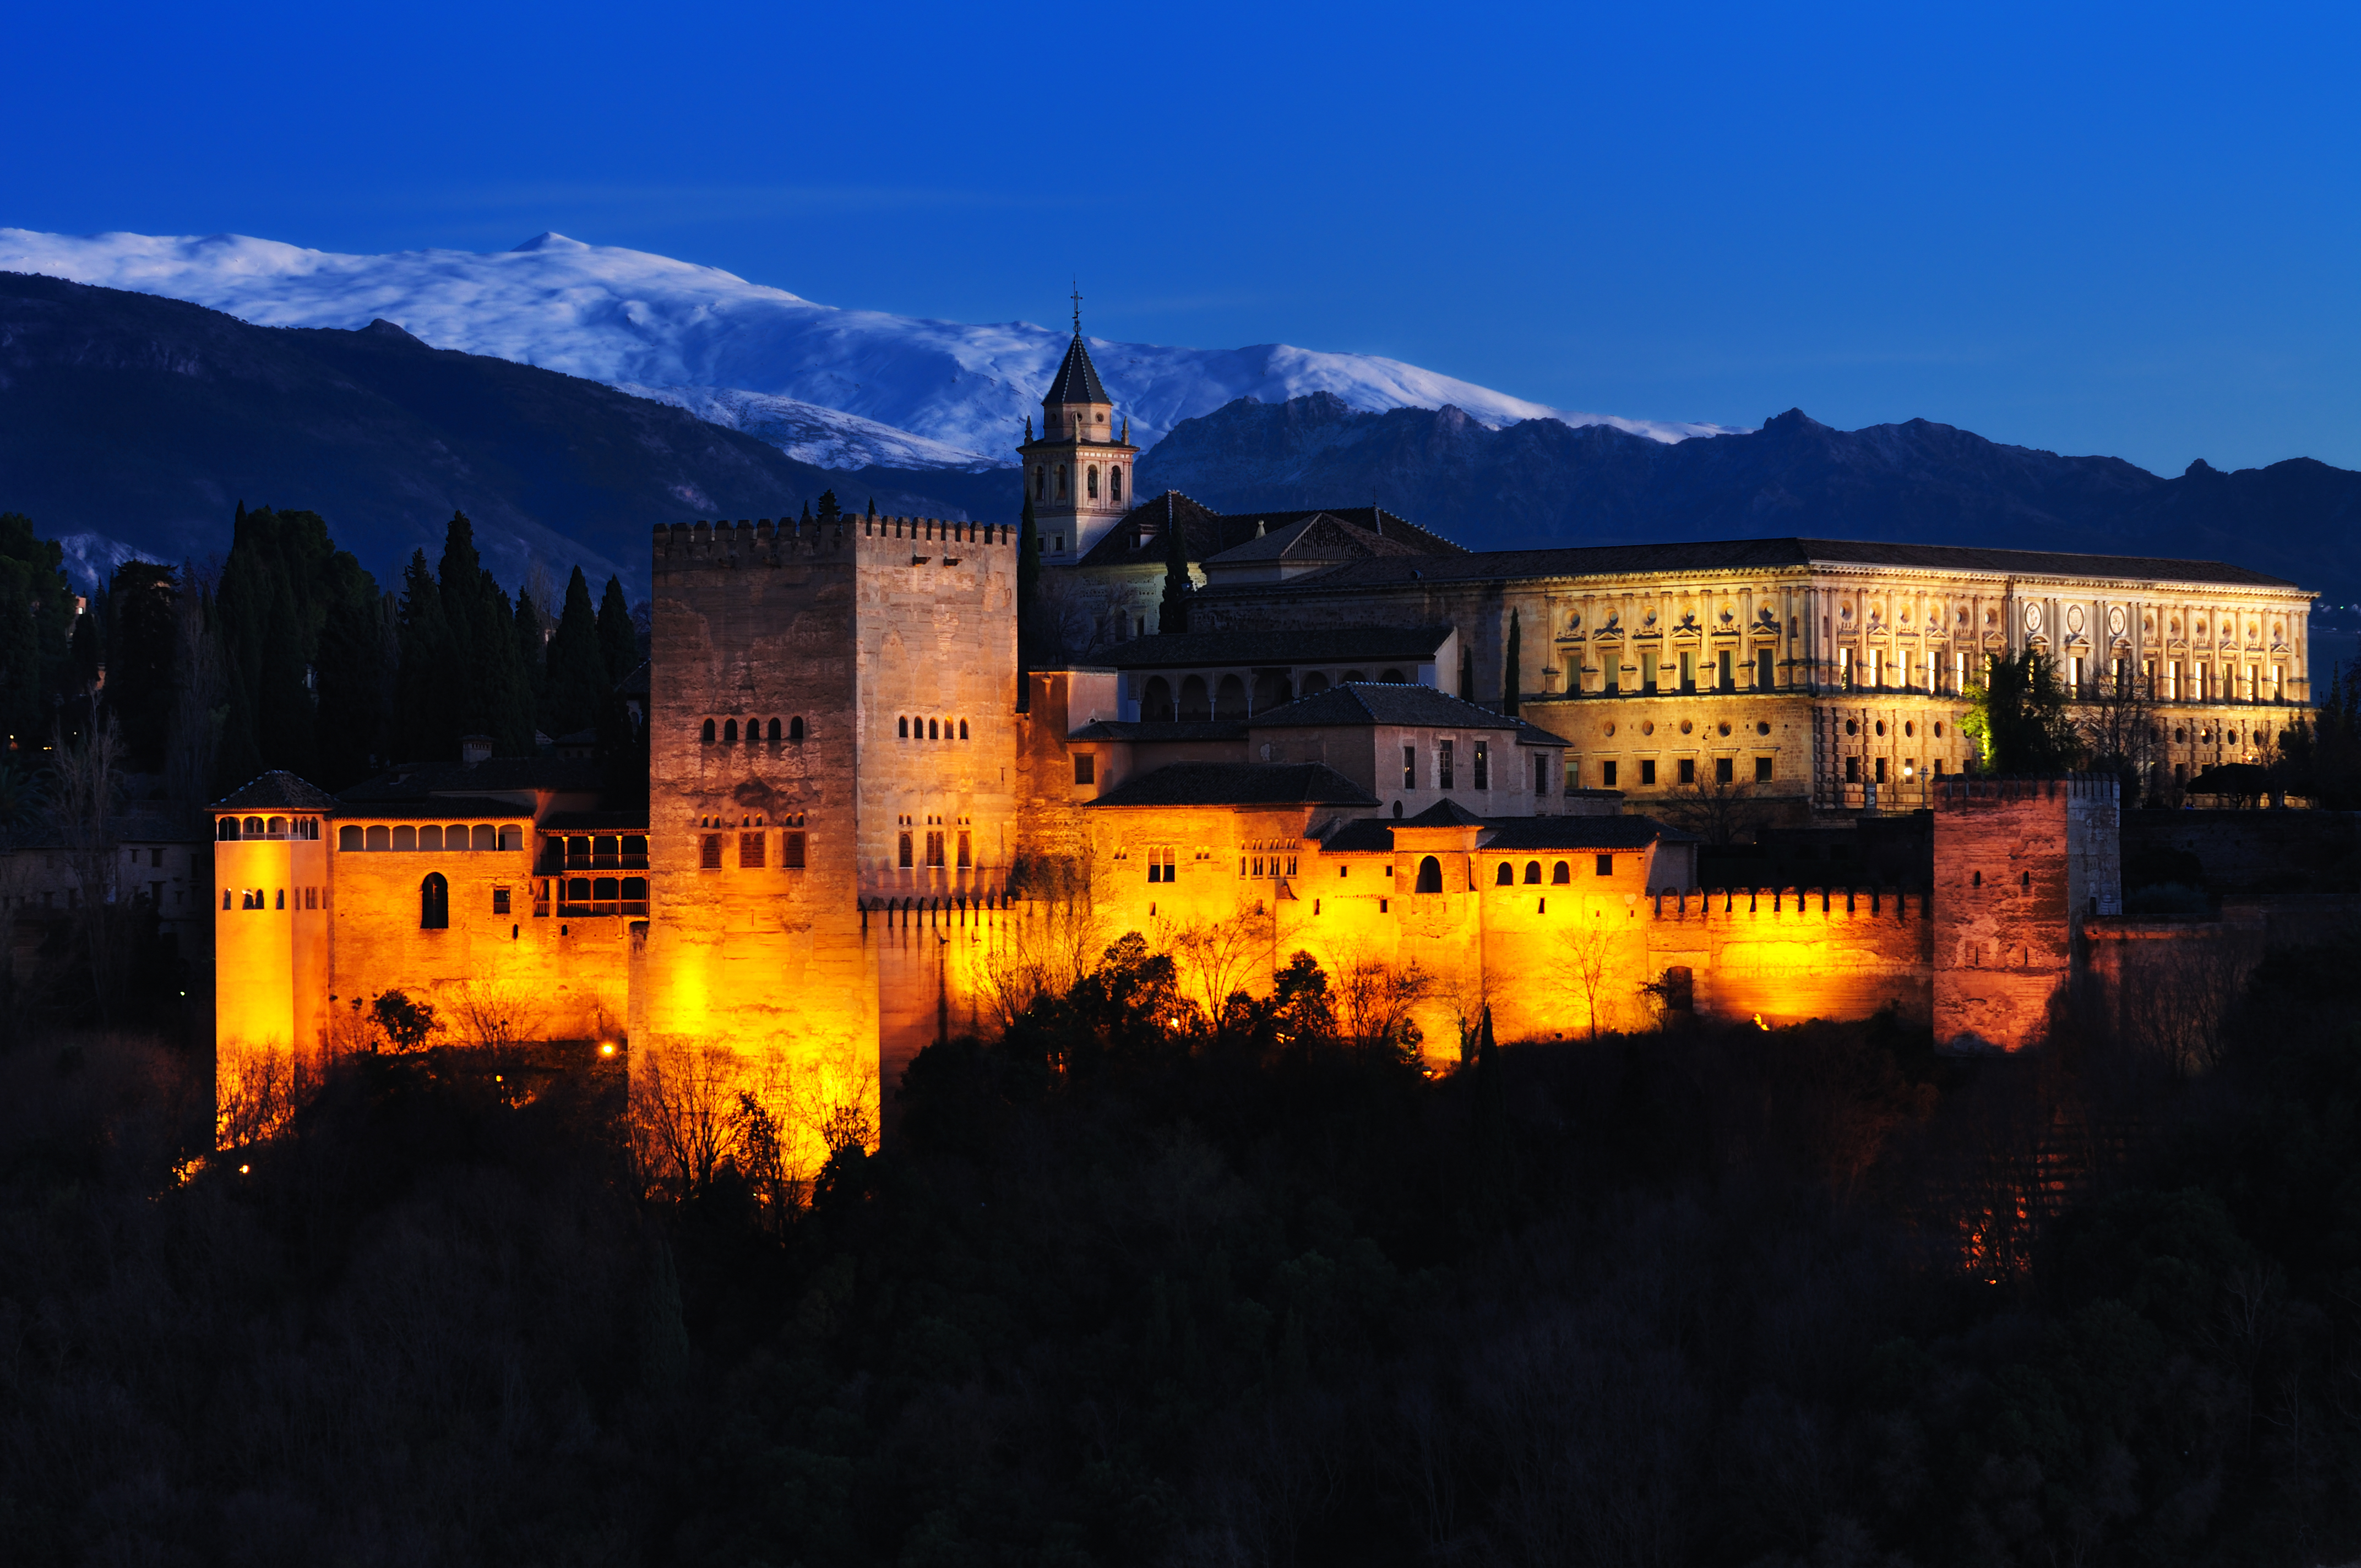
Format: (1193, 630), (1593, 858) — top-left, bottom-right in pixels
(1016, 287), (1138, 564)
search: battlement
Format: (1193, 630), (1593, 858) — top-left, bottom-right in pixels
(1933, 773), (2120, 809)
(1649, 884), (1932, 922)
(653, 516), (1013, 567)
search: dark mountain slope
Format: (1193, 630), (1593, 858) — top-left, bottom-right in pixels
(0, 273), (991, 589)
(1138, 394), (2361, 598)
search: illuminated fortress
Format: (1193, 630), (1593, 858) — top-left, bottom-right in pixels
(211, 326), (2318, 1153)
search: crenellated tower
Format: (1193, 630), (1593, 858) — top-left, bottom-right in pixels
(1016, 289), (1139, 564)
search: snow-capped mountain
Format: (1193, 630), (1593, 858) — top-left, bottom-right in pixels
(0, 228), (1742, 469)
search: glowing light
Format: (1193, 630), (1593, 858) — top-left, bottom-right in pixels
(237, 1163), (251, 1174)
(1753, 1012), (1769, 1031)
(599, 1042), (617, 1057)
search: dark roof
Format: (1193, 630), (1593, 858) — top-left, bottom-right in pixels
(1249, 682), (1520, 731)
(1086, 761), (1379, 809)
(1075, 491), (1465, 569)
(542, 810), (652, 831)
(1043, 333), (1111, 406)
(339, 756), (605, 802)
(1107, 625), (1455, 670)
(1320, 820), (1396, 854)
(1401, 799), (1489, 827)
(1478, 815), (1696, 851)
(1203, 512), (1437, 568)
(1069, 720), (1251, 742)
(1195, 535), (2304, 595)
(1510, 717), (1570, 749)
(213, 771), (342, 813)
(336, 796), (537, 820)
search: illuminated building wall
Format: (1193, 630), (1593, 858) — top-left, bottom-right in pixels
(1931, 775), (2121, 1051)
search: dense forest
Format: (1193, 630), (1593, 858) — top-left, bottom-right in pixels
(4, 923), (2359, 1566)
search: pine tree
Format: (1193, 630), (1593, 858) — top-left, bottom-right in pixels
(1502, 609), (1522, 716)
(1157, 499), (1193, 635)
(542, 567), (609, 738)
(597, 575), (638, 683)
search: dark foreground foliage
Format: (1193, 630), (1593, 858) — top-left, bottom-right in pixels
(5, 939), (2361, 1566)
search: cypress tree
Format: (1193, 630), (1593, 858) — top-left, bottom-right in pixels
(256, 571), (318, 776)
(313, 556), (386, 788)
(1502, 609), (1522, 716)
(597, 575), (638, 682)
(1157, 500), (1192, 635)
(394, 550), (455, 762)
(105, 562), (177, 775)
(514, 586), (547, 720)
(543, 567), (609, 738)
(815, 491), (840, 529)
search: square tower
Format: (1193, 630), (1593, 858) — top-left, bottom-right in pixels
(638, 513), (1018, 1153)
(1015, 307), (1139, 564)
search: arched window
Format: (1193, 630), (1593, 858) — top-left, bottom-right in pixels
(1087, 465), (1099, 499)
(1415, 856), (1443, 894)
(339, 825), (362, 851)
(1178, 676), (1210, 721)
(768, 718), (781, 743)
(1111, 466), (1123, 502)
(393, 826), (417, 852)
(1495, 863), (1514, 886)
(420, 826), (444, 852)
(1525, 861), (1542, 884)
(899, 716), (910, 738)
(789, 716), (805, 741)
(723, 718), (738, 744)
(1056, 465), (1068, 498)
(1034, 466), (1045, 500)
(499, 826), (523, 851)
(1253, 672), (1293, 711)
(1380, 668), (1406, 684)
(1214, 674), (1248, 720)
(472, 825), (496, 851)
(420, 873), (449, 929)
(244, 817), (264, 837)
(266, 817), (286, 837)
(1343, 669), (1367, 684)
(1143, 677), (1175, 722)
(217, 818), (240, 841)
(222, 888), (232, 910)
(366, 825), (390, 851)
(701, 718), (715, 744)
(959, 719), (969, 739)
(928, 718), (939, 740)
(1552, 862), (1571, 884)
(1301, 672), (1330, 696)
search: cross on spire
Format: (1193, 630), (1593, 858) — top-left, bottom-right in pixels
(1070, 281), (1082, 335)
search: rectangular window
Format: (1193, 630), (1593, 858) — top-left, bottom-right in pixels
(1845, 755), (1860, 782)
(1678, 757), (1696, 785)
(1640, 759), (1657, 786)
(957, 831), (971, 869)
(1874, 756), (1889, 783)
(1932, 759), (1944, 777)
(784, 831), (807, 868)
(1535, 753), (1548, 794)
(925, 830), (945, 868)
(2275, 666), (2284, 700)
(1473, 741), (1489, 791)
(1717, 650), (1733, 689)
(1403, 744), (1417, 789)
(1439, 739), (1454, 790)
(1600, 759), (1615, 788)
(1641, 651), (1658, 691)
(1715, 756), (1733, 784)
(1868, 649), (1882, 689)
(1603, 662), (1619, 695)
(2167, 660), (2179, 700)
(700, 834), (722, 869)
(1074, 753), (1096, 785)
(1596, 854), (1613, 876)
(1755, 756), (1773, 783)
(2070, 655), (2083, 693)
(1679, 651), (1696, 693)
(740, 832), (765, 868)
(1838, 647), (1852, 688)
(492, 887), (512, 915)
(1756, 647), (1774, 689)
(898, 832), (913, 869)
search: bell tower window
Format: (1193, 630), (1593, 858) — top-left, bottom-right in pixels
(1056, 465), (1068, 498)
(1033, 466), (1045, 500)
(1087, 465), (1099, 499)
(1111, 465), (1122, 502)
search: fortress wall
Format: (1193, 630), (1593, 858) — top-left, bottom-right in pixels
(325, 840), (629, 1043)
(1645, 885), (1933, 1028)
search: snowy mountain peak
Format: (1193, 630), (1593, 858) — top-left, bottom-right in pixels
(0, 226), (1747, 471)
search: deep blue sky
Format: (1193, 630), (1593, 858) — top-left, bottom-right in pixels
(8, 1), (2356, 475)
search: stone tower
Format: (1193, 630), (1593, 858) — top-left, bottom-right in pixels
(1016, 293), (1138, 565)
(634, 511), (1020, 1157)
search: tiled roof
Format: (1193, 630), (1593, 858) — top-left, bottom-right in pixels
(1195, 536), (2303, 595)
(1043, 333), (1112, 406)
(1509, 717), (1571, 749)
(339, 756), (606, 802)
(1477, 815), (1695, 851)
(1086, 761), (1379, 809)
(1106, 625), (1455, 670)
(212, 771), (342, 812)
(1068, 720), (1251, 742)
(1249, 682), (1520, 731)
(1202, 513), (1435, 568)
(1075, 493), (1465, 569)
(1401, 799), (1489, 827)
(1319, 819), (1397, 854)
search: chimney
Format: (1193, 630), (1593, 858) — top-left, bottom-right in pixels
(460, 734), (495, 766)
